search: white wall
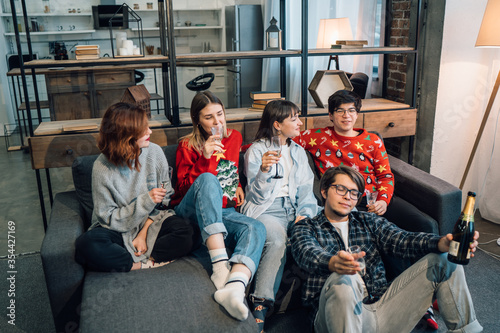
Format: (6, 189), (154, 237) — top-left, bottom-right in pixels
(433, 0), (500, 210)
(0, 4), (15, 136)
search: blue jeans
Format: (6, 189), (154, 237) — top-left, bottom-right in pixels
(174, 173), (266, 276)
(314, 253), (482, 333)
(251, 197), (295, 302)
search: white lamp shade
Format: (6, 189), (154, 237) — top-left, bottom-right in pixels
(476, 0), (500, 47)
(316, 18), (353, 48)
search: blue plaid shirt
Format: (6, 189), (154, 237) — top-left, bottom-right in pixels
(290, 210), (441, 318)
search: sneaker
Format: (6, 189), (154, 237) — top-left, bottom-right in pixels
(423, 307), (439, 330)
(432, 299), (439, 312)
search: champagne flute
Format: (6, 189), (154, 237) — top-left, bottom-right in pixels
(155, 180), (170, 210)
(366, 190), (378, 206)
(348, 245), (366, 276)
(210, 124), (223, 143)
(271, 136), (283, 179)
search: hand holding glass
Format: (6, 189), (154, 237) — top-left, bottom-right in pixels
(366, 190), (378, 206)
(155, 180), (169, 210)
(270, 136), (283, 179)
(348, 245), (366, 275)
(210, 124), (223, 143)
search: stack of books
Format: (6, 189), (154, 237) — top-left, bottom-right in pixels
(334, 40), (368, 49)
(248, 91), (283, 111)
(75, 45), (100, 60)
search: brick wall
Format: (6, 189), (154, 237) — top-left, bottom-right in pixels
(384, 0), (412, 159)
(385, 0), (411, 103)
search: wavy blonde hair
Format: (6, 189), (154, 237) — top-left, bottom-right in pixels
(98, 102), (149, 171)
(179, 90), (228, 153)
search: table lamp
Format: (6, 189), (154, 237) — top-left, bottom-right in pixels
(460, 0), (500, 189)
(317, 18), (353, 70)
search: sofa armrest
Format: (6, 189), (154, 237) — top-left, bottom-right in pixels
(41, 191), (86, 331)
(388, 155), (462, 235)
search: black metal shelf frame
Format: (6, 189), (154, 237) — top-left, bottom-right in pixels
(10, 0), (422, 229)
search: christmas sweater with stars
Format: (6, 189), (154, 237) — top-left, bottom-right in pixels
(171, 129), (242, 209)
(294, 127), (394, 204)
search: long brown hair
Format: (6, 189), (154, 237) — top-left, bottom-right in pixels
(98, 102), (149, 171)
(254, 99), (299, 146)
(180, 90), (228, 153)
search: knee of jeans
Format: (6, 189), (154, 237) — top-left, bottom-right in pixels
(240, 220), (266, 245)
(426, 253), (459, 277)
(196, 172), (219, 185)
(264, 225), (287, 246)
(323, 273), (360, 303)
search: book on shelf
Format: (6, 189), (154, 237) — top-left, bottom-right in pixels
(76, 54), (100, 60)
(250, 103), (266, 109)
(253, 97), (285, 105)
(250, 91), (281, 100)
(75, 45), (100, 56)
(75, 49), (100, 55)
(76, 45), (100, 50)
(335, 40), (368, 47)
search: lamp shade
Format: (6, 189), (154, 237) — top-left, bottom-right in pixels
(475, 0), (500, 47)
(316, 18), (353, 48)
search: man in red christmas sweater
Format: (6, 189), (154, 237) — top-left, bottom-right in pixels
(295, 89), (439, 329)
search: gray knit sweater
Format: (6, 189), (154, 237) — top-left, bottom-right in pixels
(89, 143), (175, 263)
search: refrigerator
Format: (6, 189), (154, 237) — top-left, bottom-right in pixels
(225, 5), (264, 108)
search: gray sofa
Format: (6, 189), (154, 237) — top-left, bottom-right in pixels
(40, 144), (462, 332)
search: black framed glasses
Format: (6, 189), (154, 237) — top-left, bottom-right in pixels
(333, 108), (357, 115)
(330, 184), (362, 200)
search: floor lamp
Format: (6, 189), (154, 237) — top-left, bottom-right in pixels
(460, 0), (500, 189)
(316, 18), (353, 70)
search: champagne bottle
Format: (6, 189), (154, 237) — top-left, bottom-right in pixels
(448, 191), (476, 265)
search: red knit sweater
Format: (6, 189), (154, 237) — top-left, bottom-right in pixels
(171, 129), (242, 208)
(294, 127), (394, 204)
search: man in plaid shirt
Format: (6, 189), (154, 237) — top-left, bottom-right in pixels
(290, 166), (482, 333)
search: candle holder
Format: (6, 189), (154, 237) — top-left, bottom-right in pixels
(265, 17), (282, 51)
(109, 3), (144, 58)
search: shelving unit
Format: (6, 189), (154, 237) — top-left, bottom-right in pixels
(10, 0), (423, 229)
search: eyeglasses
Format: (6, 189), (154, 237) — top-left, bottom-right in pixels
(333, 108), (357, 115)
(330, 184), (362, 200)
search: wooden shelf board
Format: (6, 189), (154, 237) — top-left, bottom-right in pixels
(5, 30), (96, 36)
(307, 47), (416, 55)
(307, 98), (412, 115)
(23, 56), (169, 69)
(34, 114), (170, 136)
(18, 100), (50, 110)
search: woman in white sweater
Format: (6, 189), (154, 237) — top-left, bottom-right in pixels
(75, 103), (197, 272)
(242, 100), (318, 331)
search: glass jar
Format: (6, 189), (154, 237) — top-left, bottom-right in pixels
(42, 0), (50, 13)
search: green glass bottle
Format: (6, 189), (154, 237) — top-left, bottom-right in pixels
(448, 192), (476, 265)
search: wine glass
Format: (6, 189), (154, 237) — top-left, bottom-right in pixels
(210, 124), (223, 143)
(366, 190), (378, 206)
(348, 245), (366, 276)
(271, 136), (283, 179)
(155, 179), (170, 210)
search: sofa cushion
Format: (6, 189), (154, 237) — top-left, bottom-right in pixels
(72, 154), (100, 229)
(79, 252), (258, 333)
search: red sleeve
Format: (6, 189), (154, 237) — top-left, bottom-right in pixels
(370, 135), (394, 204)
(174, 141), (213, 200)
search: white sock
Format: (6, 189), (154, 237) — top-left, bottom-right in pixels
(141, 259), (174, 269)
(209, 249), (230, 290)
(214, 272), (249, 321)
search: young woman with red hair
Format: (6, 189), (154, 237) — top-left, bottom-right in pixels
(75, 102), (197, 272)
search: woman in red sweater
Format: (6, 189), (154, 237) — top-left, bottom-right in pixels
(171, 91), (266, 322)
